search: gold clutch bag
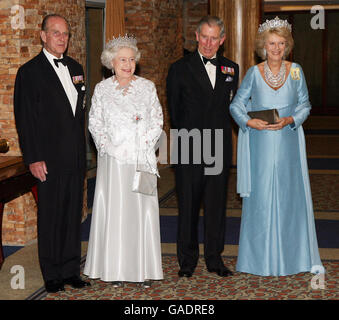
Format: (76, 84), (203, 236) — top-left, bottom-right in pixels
(247, 109), (279, 124)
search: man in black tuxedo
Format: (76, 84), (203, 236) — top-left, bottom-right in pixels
(14, 14), (90, 292)
(166, 16), (239, 278)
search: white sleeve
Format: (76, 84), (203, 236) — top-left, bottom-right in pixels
(145, 82), (163, 149)
(88, 84), (108, 156)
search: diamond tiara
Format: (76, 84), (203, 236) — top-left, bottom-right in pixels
(258, 16), (292, 33)
(105, 34), (137, 50)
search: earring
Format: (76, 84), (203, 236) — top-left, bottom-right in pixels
(263, 48), (267, 59)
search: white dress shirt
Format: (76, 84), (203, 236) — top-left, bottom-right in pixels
(198, 50), (216, 89)
(43, 48), (78, 115)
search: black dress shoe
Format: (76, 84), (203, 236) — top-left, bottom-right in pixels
(207, 266), (233, 277)
(63, 276), (91, 289)
(178, 269), (193, 278)
(45, 280), (65, 293)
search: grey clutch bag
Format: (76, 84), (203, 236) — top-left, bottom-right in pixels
(248, 109), (279, 124)
(132, 171), (157, 196)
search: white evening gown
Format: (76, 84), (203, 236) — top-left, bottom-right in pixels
(84, 76), (163, 282)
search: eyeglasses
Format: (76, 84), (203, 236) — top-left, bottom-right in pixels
(46, 30), (70, 39)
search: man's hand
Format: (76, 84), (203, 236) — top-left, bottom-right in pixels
(29, 161), (48, 182)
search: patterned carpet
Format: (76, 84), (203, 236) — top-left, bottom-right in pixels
(41, 256), (339, 300)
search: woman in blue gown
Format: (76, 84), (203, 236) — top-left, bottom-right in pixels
(230, 17), (324, 276)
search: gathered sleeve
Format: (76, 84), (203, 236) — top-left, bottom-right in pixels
(229, 67), (255, 132)
(144, 82), (163, 149)
(290, 64), (311, 130)
(135, 81), (164, 177)
(88, 83), (108, 157)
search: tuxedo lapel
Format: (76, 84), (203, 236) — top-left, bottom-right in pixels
(65, 57), (85, 118)
(187, 51), (214, 95)
(213, 57), (228, 96)
(40, 51), (79, 119)
(211, 56), (235, 108)
(38, 52), (76, 119)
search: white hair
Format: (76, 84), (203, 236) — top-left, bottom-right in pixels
(196, 16), (225, 38)
(101, 35), (141, 70)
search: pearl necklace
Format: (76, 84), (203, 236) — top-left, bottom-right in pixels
(264, 60), (286, 88)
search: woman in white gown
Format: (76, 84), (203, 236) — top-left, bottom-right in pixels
(84, 35), (164, 288)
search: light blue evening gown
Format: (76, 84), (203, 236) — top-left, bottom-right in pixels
(230, 63), (324, 276)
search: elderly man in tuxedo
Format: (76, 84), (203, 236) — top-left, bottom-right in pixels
(166, 16), (239, 278)
(14, 14), (90, 293)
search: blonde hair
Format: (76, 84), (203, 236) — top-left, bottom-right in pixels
(255, 27), (294, 60)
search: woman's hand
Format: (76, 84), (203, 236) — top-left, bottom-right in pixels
(266, 116), (294, 131)
(246, 118), (269, 130)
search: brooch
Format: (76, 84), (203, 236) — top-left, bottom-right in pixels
(290, 67), (300, 80)
(133, 114), (142, 123)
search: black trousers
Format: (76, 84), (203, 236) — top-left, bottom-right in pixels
(175, 163), (230, 271)
(37, 172), (84, 282)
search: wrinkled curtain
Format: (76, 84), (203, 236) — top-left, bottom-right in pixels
(105, 0), (125, 41)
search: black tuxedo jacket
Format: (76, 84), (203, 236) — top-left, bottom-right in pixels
(166, 50), (239, 165)
(14, 51), (86, 176)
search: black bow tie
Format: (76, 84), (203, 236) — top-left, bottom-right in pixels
(202, 57), (217, 66)
(53, 58), (66, 68)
